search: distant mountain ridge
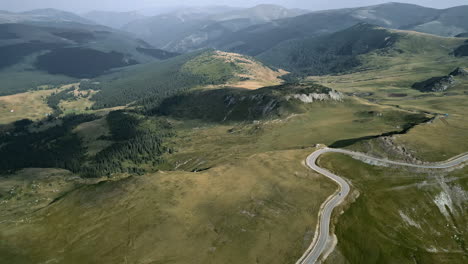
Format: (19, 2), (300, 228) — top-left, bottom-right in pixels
(143, 2), (468, 55)
(209, 4), (309, 23)
(0, 20), (178, 94)
(82, 11), (146, 29)
(122, 4), (310, 52)
(0, 8), (94, 25)
(6, 2), (467, 56)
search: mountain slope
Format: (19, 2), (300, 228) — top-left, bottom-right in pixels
(207, 3), (468, 56)
(0, 22), (178, 95)
(210, 4), (308, 23)
(82, 11), (146, 29)
(0, 8), (94, 25)
(90, 50), (286, 109)
(258, 23), (399, 76)
(122, 5), (308, 52)
(122, 9), (213, 49)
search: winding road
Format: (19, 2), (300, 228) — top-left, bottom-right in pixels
(296, 147), (468, 264)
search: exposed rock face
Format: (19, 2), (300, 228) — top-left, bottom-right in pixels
(412, 75), (455, 92)
(449, 67), (468, 77)
(285, 90), (344, 103)
(378, 136), (422, 164)
(157, 83), (344, 122)
(412, 67), (467, 92)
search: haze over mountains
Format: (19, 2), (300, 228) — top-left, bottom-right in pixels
(12, 2), (464, 55)
(0, 8), (94, 25)
(121, 4), (309, 52)
(164, 2), (468, 55)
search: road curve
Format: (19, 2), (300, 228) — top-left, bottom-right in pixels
(297, 147), (468, 264)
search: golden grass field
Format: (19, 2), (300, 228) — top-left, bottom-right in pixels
(0, 149), (335, 264)
(0, 90), (54, 124)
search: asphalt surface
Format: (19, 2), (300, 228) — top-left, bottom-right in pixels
(296, 147), (468, 264)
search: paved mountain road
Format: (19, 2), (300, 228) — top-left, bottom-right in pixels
(296, 147), (468, 264)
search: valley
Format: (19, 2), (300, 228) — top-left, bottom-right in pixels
(0, 2), (467, 264)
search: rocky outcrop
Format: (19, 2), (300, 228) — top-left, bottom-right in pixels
(412, 67), (467, 92)
(157, 83), (344, 122)
(285, 90), (344, 103)
(412, 75), (455, 92)
(449, 67), (468, 77)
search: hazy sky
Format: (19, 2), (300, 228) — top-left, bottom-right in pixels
(1, 0), (467, 12)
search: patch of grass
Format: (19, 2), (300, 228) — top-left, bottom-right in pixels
(182, 50), (242, 84)
(0, 90), (55, 124)
(0, 82), (99, 125)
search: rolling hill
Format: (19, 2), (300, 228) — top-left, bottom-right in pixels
(90, 50), (287, 109)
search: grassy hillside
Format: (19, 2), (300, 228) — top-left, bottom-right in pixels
(0, 149), (335, 264)
(263, 28), (468, 263)
(320, 153), (468, 264)
(308, 29), (468, 162)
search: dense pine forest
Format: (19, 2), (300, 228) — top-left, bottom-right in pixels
(0, 111), (173, 178)
(81, 111), (174, 177)
(0, 114), (97, 175)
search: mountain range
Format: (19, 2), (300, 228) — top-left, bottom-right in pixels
(0, 8), (94, 25)
(1, 2), (467, 93)
(194, 2), (468, 56)
(121, 4), (309, 51)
